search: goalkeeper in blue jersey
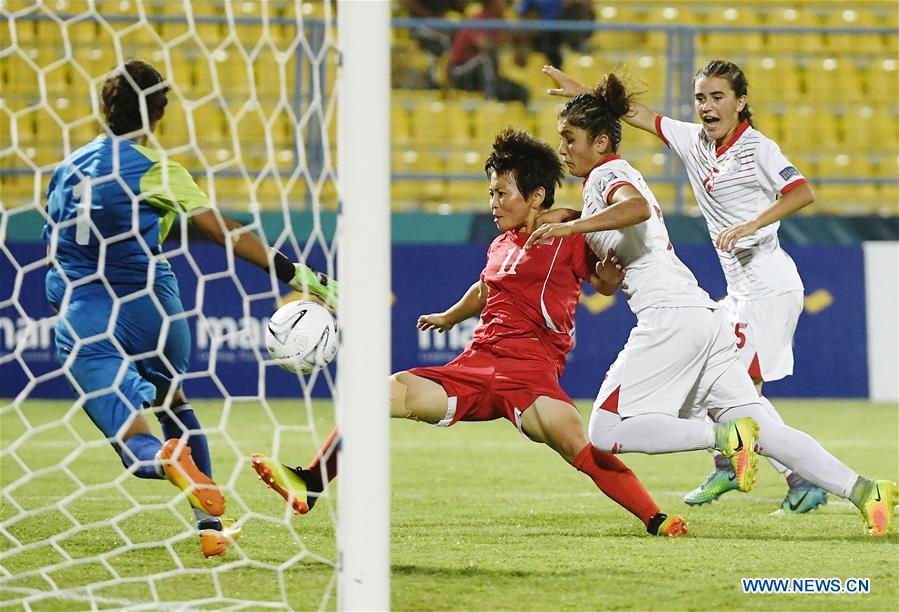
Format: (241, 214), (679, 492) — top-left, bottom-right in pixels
(42, 60), (337, 558)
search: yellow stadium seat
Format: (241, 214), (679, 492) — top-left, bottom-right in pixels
(589, 4), (644, 52)
(560, 53), (614, 93)
(698, 7), (765, 54)
(875, 184), (899, 215)
(473, 100), (530, 147)
(391, 104), (414, 146)
(861, 62), (898, 107)
(805, 59), (858, 104)
(743, 57), (802, 106)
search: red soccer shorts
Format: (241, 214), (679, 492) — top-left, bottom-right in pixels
(407, 338), (573, 430)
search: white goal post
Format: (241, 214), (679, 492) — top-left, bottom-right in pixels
(336, 0), (391, 609)
(0, 0), (391, 608)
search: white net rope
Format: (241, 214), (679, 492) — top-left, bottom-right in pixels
(1, 1), (341, 608)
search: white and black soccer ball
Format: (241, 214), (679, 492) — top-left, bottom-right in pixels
(266, 300), (338, 374)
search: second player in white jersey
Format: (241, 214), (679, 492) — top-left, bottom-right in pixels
(656, 115), (804, 300)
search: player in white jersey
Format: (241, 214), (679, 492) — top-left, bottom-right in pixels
(525, 74), (897, 536)
(541, 60), (826, 514)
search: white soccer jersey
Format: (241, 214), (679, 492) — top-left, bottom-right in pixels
(581, 156), (717, 314)
(656, 116), (805, 299)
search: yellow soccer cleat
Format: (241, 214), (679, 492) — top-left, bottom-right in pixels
(715, 418), (760, 493)
(200, 518), (241, 559)
(161, 438), (225, 517)
(251, 453), (315, 515)
(860, 480), (898, 537)
(657, 515), (688, 538)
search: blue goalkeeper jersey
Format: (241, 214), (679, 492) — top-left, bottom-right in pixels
(42, 135), (210, 286)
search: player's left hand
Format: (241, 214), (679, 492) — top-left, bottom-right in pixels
(289, 263), (339, 310)
(536, 207), (580, 225)
(596, 248), (625, 285)
(524, 221), (575, 249)
(715, 220), (759, 252)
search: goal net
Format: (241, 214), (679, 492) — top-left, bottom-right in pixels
(0, 0), (389, 609)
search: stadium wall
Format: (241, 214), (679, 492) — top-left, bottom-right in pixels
(0, 238), (886, 400)
(863, 242), (899, 402)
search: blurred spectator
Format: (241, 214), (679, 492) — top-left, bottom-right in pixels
(446, 0), (530, 104)
(518, 0), (595, 68)
(407, 0), (467, 57)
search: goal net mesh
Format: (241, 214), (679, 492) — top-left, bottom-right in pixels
(1, 1), (343, 608)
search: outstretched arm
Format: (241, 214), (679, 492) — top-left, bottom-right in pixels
(542, 66), (661, 137)
(715, 182), (815, 251)
(417, 280), (488, 333)
(536, 207), (582, 225)
(190, 208), (337, 305)
(525, 184), (651, 248)
(191, 208), (272, 269)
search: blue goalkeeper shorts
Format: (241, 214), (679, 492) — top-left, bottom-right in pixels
(46, 269), (190, 440)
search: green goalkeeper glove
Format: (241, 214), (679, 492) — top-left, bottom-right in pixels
(289, 263), (339, 310)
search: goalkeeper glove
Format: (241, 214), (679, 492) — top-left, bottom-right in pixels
(289, 263), (339, 309)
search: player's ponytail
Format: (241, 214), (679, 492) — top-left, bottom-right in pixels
(101, 60), (169, 136)
(559, 72), (634, 153)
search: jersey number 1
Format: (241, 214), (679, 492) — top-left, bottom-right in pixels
(73, 180), (92, 245)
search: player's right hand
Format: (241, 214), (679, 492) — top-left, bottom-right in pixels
(542, 65), (589, 98)
(417, 313), (454, 333)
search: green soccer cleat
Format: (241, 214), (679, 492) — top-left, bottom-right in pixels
(715, 417), (760, 493)
(251, 453), (320, 515)
(290, 263), (339, 310)
(683, 466), (740, 506)
(859, 479), (898, 537)
(774, 481), (828, 515)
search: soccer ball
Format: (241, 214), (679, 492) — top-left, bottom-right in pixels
(265, 300), (338, 374)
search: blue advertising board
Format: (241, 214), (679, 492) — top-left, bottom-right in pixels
(1, 241), (868, 400)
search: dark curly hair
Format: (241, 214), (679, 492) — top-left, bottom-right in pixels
(484, 127), (564, 210)
(101, 60), (169, 136)
(694, 59), (753, 127)
(558, 73), (634, 153)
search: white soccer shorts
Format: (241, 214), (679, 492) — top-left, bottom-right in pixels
(592, 306), (759, 420)
(718, 291), (803, 382)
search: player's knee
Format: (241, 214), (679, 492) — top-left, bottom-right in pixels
(587, 410), (620, 452)
(389, 374), (413, 419)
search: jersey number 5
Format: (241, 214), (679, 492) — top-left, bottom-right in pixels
(498, 246), (526, 275)
(734, 322), (748, 349)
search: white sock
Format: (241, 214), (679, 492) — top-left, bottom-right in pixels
(716, 405), (858, 498)
(758, 396), (791, 477)
(589, 409), (715, 454)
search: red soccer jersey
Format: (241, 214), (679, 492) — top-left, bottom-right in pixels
(472, 231), (596, 374)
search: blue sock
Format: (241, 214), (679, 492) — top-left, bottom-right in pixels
(159, 404), (212, 478)
(121, 433), (164, 479)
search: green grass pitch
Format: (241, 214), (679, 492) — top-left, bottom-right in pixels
(1, 399), (896, 610)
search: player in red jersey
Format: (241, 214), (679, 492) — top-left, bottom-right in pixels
(252, 127), (686, 537)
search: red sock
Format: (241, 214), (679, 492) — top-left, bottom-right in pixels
(308, 426), (341, 483)
(572, 444), (659, 527)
